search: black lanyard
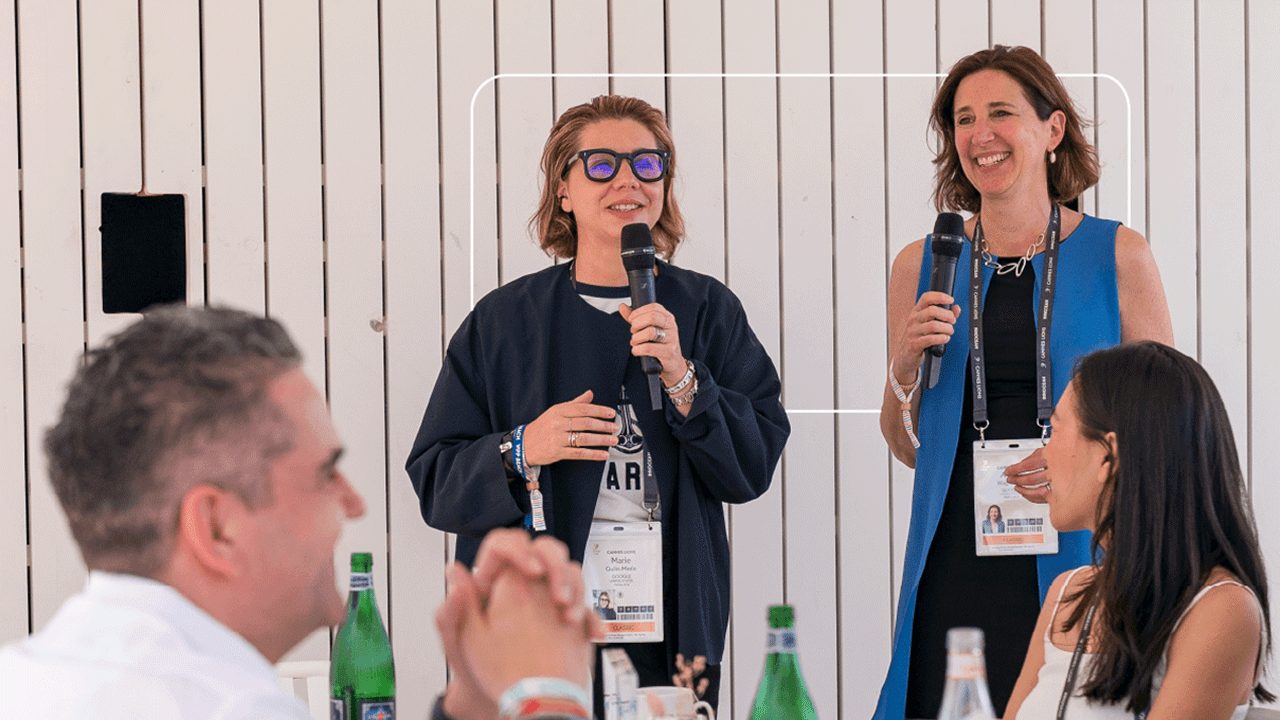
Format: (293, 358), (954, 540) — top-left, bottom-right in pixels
(1057, 595), (1098, 720)
(969, 205), (1062, 443)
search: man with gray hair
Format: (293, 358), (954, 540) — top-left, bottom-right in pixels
(0, 305), (596, 720)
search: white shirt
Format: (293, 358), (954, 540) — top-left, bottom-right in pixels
(0, 571), (311, 720)
(1016, 568), (1257, 720)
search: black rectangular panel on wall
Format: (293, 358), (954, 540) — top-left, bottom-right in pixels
(100, 193), (187, 313)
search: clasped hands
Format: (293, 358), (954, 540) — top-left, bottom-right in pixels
(435, 529), (603, 720)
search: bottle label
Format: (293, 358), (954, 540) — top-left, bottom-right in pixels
(945, 652), (987, 681)
(766, 628), (796, 653)
(358, 700), (394, 720)
(349, 572), (372, 591)
(331, 699), (345, 720)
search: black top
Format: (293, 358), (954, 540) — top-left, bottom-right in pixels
(905, 262), (1043, 718)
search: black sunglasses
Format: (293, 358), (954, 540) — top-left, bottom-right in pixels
(564, 148), (670, 183)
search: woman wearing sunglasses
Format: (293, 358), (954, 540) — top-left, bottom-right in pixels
(1005, 342), (1271, 719)
(407, 95), (789, 715)
(874, 46), (1174, 720)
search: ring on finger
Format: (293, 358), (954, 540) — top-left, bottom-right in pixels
(568, 431), (580, 448)
(653, 327), (666, 343)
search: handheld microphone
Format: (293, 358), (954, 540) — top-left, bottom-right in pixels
(922, 212), (966, 389)
(620, 222), (663, 410)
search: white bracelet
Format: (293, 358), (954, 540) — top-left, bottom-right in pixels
(889, 359), (921, 449)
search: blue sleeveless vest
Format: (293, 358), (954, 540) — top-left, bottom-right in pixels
(873, 215), (1121, 719)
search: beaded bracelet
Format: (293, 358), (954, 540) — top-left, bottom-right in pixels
(889, 359), (921, 449)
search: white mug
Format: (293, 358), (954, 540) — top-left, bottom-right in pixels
(636, 686), (714, 720)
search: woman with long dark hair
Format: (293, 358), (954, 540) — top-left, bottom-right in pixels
(1006, 342), (1271, 719)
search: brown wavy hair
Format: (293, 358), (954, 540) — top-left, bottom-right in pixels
(529, 95), (685, 259)
(930, 45), (1100, 213)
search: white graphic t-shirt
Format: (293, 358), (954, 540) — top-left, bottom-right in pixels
(594, 384), (659, 523)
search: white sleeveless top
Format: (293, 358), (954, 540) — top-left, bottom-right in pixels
(1015, 566), (1262, 719)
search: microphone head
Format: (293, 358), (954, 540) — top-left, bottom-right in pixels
(931, 212), (966, 258)
(620, 222), (656, 271)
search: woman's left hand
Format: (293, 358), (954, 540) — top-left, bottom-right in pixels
(619, 302), (687, 387)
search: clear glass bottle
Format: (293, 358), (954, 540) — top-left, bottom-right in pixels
(330, 552), (396, 720)
(749, 605), (818, 720)
(936, 627), (997, 720)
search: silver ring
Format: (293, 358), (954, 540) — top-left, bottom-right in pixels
(654, 327), (666, 343)
(568, 431), (580, 448)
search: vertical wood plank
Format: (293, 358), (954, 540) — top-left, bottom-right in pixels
(609, 0), (665, 109)
(438, 0), (497, 342)
(551, 0), (609, 114)
(990, 0), (1041, 52)
(940, 0), (989, 69)
(1247, 0), (1280, 699)
(79, 0), (141, 347)
(1197, 1), (1249, 467)
(0, 0), (26, 645)
(1094, 0), (1147, 234)
(665, 1), (725, 280)
(261, 0), (326, 396)
(21, 0), (88, 631)
(884, 0), (936, 618)
(202, 0), (266, 310)
(263, 0), (328, 667)
(666, 0), (729, 707)
(383, 0), (449, 715)
(1043, 0), (1096, 216)
(1145, 2), (1197, 352)
(140, 0), (205, 306)
(722, 1), (782, 715)
(495, 1), (555, 284)
(320, 0), (388, 650)
(777, 2), (837, 717)
(832, 0), (893, 710)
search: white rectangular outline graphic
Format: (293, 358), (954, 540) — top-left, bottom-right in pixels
(468, 73), (1132, 415)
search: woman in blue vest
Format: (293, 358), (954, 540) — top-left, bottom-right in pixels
(874, 46), (1174, 719)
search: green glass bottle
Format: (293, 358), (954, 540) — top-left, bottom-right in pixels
(749, 605), (818, 720)
(330, 553), (396, 720)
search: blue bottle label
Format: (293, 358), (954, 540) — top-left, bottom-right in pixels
(331, 698), (345, 720)
(360, 700), (394, 720)
(349, 572), (372, 590)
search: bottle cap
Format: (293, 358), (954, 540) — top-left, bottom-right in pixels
(767, 605), (795, 628)
(946, 627), (985, 653)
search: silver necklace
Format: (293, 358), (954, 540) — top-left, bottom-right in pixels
(979, 228), (1045, 277)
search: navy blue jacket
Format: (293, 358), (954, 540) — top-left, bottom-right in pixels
(406, 261), (789, 663)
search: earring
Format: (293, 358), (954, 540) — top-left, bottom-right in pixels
(1048, 150), (1057, 165)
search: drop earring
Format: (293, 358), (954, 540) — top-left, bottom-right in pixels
(1048, 149), (1057, 164)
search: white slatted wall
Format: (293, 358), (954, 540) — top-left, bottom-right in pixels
(1, 2), (1276, 718)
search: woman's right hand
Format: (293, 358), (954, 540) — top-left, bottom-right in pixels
(891, 291), (961, 381)
(522, 389), (619, 466)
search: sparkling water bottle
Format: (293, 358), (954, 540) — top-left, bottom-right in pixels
(936, 627), (996, 720)
(330, 552), (395, 720)
(749, 605), (818, 720)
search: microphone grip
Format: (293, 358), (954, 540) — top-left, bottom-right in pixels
(628, 270), (662, 378)
(926, 254), (960, 359)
